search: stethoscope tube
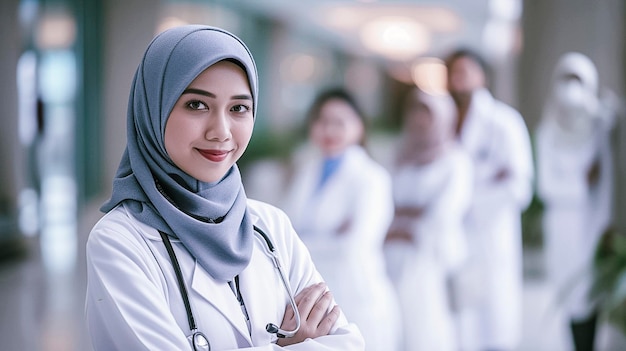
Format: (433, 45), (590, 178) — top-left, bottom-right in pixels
(254, 226), (301, 338)
(159, 225), (301, 350)
(160, 231), (210, 350)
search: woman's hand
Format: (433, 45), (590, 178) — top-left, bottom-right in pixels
(385, 215), (417, 244)
(394, 206), (424, 219)
(277, 282), (340, 346)
(493, 167), (510, 183)
(587, 158), (600, 186)
(385, 227), (414, 244)
(336, 218), (352, 236)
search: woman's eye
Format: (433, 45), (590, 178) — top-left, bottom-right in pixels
(186, 100), (207, 110)
(231, 104), (251, 113)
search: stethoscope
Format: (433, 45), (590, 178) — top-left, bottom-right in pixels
(159, 225), (301, 351)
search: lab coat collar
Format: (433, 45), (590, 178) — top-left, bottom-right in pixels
(469, 88), (496, 118)
(459, 88), (496, 150)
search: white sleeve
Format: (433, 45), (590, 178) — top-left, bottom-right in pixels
(426, 151), (473, 269)
(479, 108), (534, 210)
(500, 110), (535, 209)
(263, 206), (367, 350)
(86, 226), (191, 351)
(428, 151), (473, 220)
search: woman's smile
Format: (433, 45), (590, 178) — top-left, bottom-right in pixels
(197, 148), (231, 162)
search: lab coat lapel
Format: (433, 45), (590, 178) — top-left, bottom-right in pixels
(190, 262), (252, 345)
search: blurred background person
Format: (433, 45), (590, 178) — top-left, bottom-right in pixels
(384, 89), (472, 351)
(445, 48), (535, 351)
(535, 52), (618, 351)
(281, 88), (401, 351)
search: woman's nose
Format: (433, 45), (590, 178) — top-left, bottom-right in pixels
(205, 113), (231, 141)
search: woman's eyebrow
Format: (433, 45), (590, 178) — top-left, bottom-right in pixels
(231, 94), (253, 101)
(182, 88), (215, 97)
(182, 88), (252, 101)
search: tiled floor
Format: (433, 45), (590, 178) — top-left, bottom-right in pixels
(1, 198), (625, 351)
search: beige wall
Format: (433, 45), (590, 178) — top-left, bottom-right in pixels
(519, 0), (624, 131)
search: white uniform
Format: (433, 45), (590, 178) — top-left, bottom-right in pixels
(386, 146), (472, 351)
(536, 118), (613, 318)
(86, 200), (365, 351)
(456, 89), (534, 351)
(535, 52), (615, 322)
(282, 145), (401, 351)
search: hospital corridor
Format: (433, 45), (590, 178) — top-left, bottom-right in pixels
(1, 0), (626, 350)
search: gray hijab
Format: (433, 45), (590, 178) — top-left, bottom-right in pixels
(101, 25), (258, 282)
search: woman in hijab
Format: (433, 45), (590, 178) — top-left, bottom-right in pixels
(535, 52), (617, 351)
(384, 89), (472, 351)
(281, 88), (402, 351)
(85, 25), (364, 351)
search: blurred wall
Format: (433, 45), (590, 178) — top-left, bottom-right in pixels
(1, 0), (625, 231)
(0, 0), (23, 210)
(101, 0), (159, 195)
(519, 0), (624, 131)
(520, 0), (626, 232)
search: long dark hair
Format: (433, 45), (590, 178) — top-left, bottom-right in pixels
(444, 47), (492, 87)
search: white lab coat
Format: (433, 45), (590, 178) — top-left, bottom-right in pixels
(86, 200), (365, 351)
(282, 145), (402, 351)
(385, 146), (472, 351)
(456, 89), (534, 351)
(536, 114), (614, 320)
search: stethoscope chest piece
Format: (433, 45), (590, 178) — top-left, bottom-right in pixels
(192, 331), (210, 351)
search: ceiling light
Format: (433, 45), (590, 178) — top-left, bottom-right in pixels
(360, 16), (430, 61)
(411, 57), (448, 95)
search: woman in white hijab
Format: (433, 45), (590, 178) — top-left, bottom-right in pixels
(385, 89), (472, 351)
(536, 52), (616, 351)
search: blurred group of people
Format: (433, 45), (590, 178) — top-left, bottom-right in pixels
(269, 48), (622, 351)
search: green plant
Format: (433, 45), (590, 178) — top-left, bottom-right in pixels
(590, 226), (626, 335)
(521, 193), (544, 249)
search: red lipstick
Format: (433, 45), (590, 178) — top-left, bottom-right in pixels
(198, 149), (229, 162)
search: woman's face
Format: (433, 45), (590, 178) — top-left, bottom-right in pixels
(164, 60), (254, 183)
(447, 56), (485, 96)
(310, 98), (364, 157)
(405, 102), (433, 136)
